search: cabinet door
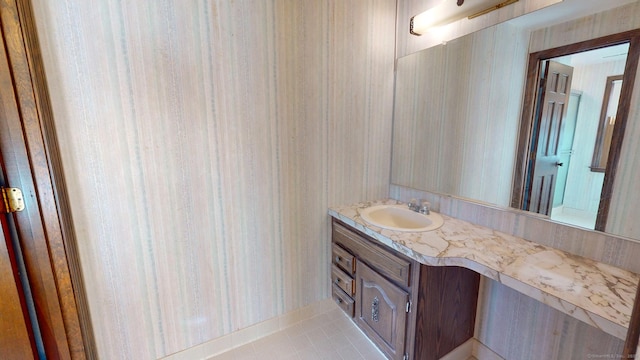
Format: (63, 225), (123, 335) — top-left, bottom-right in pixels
(356, 262), (408, 360)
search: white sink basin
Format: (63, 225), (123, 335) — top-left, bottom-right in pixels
(359, 204), (444, 232)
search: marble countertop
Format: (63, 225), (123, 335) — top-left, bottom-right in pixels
(328, 199), (640, 340)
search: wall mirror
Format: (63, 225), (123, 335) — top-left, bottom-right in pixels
(390, 5), (640, 240)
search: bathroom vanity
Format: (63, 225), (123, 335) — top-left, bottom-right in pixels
(331, 219), (480, 360)
(329, 199), (640, 359)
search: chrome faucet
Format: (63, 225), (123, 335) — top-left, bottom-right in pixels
(408, 198), (430, 215)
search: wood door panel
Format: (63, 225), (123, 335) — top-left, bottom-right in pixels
(539, 101), (565, 156)
(356, 261), (408, 360)
(413, 265), (480, 360)
(530, 169), (555, 214)
(1, 214), (36, 360)
(526, 60), (573, 215)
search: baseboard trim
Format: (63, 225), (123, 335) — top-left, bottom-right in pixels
(439, 338), (505, 360)
(439, 338), (474, 360)
(160, 298), (336, 360)
(473, 338), (505, 360)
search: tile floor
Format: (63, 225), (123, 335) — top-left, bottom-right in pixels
(550, 206), (596, 229)
(208, 304), (387, 360)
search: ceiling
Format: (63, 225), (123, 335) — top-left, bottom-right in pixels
(509, 0), (639, 30)
(554, 43), (630, 66)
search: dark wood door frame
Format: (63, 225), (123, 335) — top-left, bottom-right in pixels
(511, 29), (640, 232)
(0, 0), (95, 358)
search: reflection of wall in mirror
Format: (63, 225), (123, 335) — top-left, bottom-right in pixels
(561, 60), (626, 217)
(391, 21), (528, 207)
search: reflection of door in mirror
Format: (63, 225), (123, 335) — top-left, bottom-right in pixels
(523, 60), (573, 216)
(513, 36), (635, 231)
(553, 91), (581, 209)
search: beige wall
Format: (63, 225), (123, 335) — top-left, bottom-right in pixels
(561, 59), (627, 215)
(31, 1), (395, 358)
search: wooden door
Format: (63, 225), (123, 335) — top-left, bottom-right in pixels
(552, 91), (580, 208)
(1, 165), (36, 359)
(356, 261), (409, 360)
(524, 60), (573, 215)
(0, 0), (90, 358)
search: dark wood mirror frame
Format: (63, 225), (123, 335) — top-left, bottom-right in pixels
(511, 29), (640, 233)
(590, 75), (624, 173)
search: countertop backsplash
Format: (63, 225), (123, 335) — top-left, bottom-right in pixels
(390, 184), (640, 274)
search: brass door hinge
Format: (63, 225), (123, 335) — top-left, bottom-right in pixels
(2, 187), (25, 214)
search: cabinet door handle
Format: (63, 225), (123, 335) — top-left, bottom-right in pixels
(372, 297), (380, 322)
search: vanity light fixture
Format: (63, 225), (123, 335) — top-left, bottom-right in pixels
(410, 0), (519, 36)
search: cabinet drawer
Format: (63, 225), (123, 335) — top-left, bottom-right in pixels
(333, 221), (411, 287)
(332, 284), (355, 317)
(332, 264), (355, 296)
(332, 243), (355, 275)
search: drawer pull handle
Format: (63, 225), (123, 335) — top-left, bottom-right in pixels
(335, 255), (352, 267)
(372, 297), (380, 322)
(334, 278), (341, 284)
(336, 297), (343, 304)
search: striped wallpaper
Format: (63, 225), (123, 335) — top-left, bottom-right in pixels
(31, 1), (395, 358)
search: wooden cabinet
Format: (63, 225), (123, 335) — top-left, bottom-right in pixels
(331, 219), (480, 360)
(357, 261), (409, 360)
(331, 243), (356, 317)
